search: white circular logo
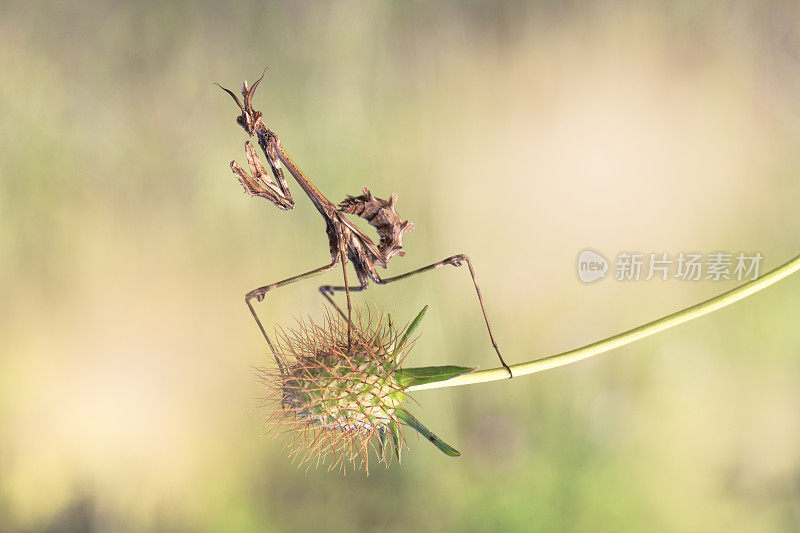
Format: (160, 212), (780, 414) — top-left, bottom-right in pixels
(577, 249), (608, 283)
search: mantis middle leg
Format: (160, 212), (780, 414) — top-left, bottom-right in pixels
(246, 261), (339, 358)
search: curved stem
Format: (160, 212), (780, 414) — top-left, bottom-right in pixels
(408, 252), (800, 392)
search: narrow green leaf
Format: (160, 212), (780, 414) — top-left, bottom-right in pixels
(377, 428), (387, 463)
(396, 365), (478, 389)
(396, 409), (461, 457)
(392, 305), (428, 360)
(389, 421), (402, 464)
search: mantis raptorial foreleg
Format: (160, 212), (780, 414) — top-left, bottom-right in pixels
(230, 141), (294, 211)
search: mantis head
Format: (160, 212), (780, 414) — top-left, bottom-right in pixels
(216, 68), (267, 136)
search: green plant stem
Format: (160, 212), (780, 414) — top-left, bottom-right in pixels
(408, 253), (800, 392)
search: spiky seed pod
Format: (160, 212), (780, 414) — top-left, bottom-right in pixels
(256, 307), (405, 473)
(256, 305), (476, 474)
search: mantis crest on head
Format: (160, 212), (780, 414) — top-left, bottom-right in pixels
(218, 70), (512, 378)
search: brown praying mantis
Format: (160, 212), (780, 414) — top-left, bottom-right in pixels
(217, 70), (512, 378)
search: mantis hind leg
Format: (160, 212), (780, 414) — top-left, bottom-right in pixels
(318, 254), (512, 378)
(379, 254), (512, 378)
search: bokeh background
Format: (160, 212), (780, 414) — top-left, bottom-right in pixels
(2, 1), (800, 531)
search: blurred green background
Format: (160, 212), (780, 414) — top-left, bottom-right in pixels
(1, 1), (800, 531)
